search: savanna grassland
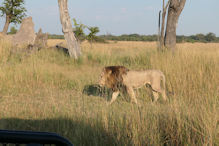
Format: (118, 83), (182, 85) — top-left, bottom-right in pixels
(0, 40), (218, 145)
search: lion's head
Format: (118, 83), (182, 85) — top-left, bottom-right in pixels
(99, 66), (129, 91)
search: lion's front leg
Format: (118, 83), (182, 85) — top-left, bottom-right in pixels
(127, 87), (138, 104)
(109, 91), (120, 104)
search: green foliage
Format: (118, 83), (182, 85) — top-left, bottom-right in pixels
(0, 0), (26, 24)
(48, 34), (64, 39)
(72, 18), (86, 42)
(205, 32), (217, 42)
(87, 26), (100, 43)
(101, 33), (219, 43)
(72, 18), (105, 44)
(177, 33), (219, 43)
(100, 34), (158, 42)
(49, 31), (219, 44)
(8, 26), (17, 34)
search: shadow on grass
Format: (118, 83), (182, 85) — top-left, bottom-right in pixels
(0, 118), (119, 146)
(82, 84), (112, 100)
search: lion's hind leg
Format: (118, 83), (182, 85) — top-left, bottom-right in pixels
(127, 87), (138, 104)
(151, 86), (167, 102)
(160, 74), (167, 101)
(151, 82), (162, 102)
(161, 89), (167, 101)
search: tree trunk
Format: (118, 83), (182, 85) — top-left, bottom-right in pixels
(160, 0), (170, 51)
(160, 11), (166, 50)
(58, 0), (81, 59)
(2, 15), (10, 34)
(164, 0), (186, 53)
(164, 6), (178, 53)
(157, 10), (161, 51)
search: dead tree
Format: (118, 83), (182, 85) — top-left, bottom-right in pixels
(157, 10), (161, 50)
(159, 0), (186, 53)
(160, 0), (170, 51)
(58, 0), (81, 59)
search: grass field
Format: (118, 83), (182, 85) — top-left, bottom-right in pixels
(0, 40), (218, 145)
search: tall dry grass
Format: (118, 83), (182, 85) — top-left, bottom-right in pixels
(0, 39), (218, 145)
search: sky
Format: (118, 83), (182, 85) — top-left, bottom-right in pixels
(0, 0), (219, 36)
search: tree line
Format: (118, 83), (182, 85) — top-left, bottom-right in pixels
(8, 23), (219, 43)
(47, 32), (219, 43)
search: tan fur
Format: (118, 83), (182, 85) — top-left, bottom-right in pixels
(99, 66), (167, 104)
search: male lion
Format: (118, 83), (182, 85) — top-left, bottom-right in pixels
(99, 66), (167, 104)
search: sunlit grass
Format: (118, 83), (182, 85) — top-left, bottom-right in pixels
(0, 40), (218, 145)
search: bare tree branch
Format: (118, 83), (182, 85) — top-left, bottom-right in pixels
(177, 0), (186, 17)
(160, 0), (171, 49)
(164, 0), (171, 11)
(170, 0), (180, 9)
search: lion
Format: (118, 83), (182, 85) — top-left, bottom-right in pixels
(99, 66), (167, 104)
